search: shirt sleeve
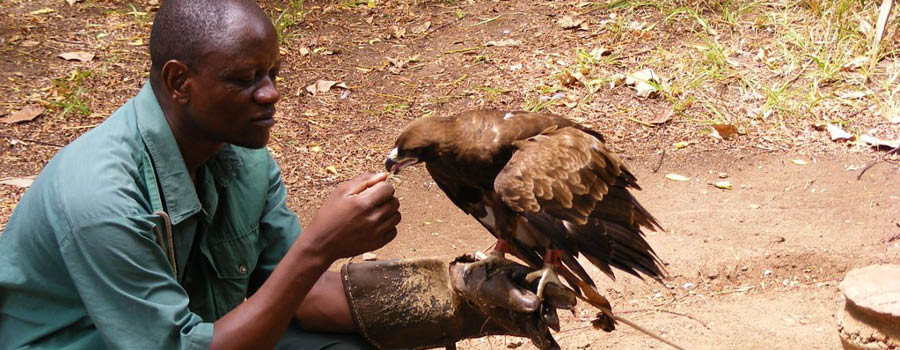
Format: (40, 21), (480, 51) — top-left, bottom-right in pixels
(248, 154), (302, 296)
(59, 215), (213, 350)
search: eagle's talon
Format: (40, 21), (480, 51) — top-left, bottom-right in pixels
(463, 251), (507, 277)
(525, 265), (561, 301)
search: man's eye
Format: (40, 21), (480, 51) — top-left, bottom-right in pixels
(232, 74), (255, 85)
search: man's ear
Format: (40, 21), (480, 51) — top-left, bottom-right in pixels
(160, 60), (192, 105)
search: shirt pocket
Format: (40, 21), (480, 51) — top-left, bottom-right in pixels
(204, 224), (262, 315)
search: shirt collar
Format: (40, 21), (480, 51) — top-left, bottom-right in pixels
(135, 82), (201, 225)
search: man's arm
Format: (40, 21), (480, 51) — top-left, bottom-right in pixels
(210, 172), (400, 349)
(294, 271), (356, 333)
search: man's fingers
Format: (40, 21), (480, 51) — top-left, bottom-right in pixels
(357, 181), (395, 204)
(346, 173), (388, 195)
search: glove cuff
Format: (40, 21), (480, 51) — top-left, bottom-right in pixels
(341, 257), (476, 349)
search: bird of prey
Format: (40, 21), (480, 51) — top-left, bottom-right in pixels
(385, 109), (664, 327)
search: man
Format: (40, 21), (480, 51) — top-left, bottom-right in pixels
(0, 1), (569, 349)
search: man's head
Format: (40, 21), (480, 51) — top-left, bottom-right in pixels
(149, 0), (280, 149)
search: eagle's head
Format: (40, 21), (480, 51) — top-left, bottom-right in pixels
(385, 116), (454, 174)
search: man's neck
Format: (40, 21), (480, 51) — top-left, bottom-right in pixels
(151, 82), (225, 181)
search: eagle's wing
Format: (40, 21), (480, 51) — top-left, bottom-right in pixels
(494, 126), (664, 281)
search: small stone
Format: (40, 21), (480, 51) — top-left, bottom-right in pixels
(362, 252), (377, 261)
(764, 269), (772, 276)
(718, 172), (728, 178)
(683, 282), (695, 290)
(772, 236), (786, 243)
(749, 204), (760, 209)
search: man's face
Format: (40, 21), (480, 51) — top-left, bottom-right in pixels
(184, 11), (281, 149)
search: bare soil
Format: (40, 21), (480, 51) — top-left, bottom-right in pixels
(2, 0), (899, 349)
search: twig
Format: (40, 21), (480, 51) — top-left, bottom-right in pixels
(616, 48), (653, 61)
(857, 145), (900, 180)
(652, 123), (668, 173)
(624, 116), (654, 126)
(652, 149), (666, 173)
(710, 285), (756, 296)
(618, 308), (710, 330)
(443, 46), (483, 55)
(0, 133), (64, 148)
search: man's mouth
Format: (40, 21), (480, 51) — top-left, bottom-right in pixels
(251, 111), (276, 127)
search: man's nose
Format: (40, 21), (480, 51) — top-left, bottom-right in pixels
(254, 76), (280, 104)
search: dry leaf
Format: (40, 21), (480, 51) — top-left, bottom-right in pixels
(648, 109), (673, 124)
(1, 105), (45, 124)
(309, 145), (321, 153)
(411, 21), (431, 34)
(674, 141), (695, 149)
(362, 252), (377, 261)
(20, 40), (40, 47)
(859, 19), (874, 37)
(841, 56), (869, 71)
(827, 123), (853, 141)
(860, 134), (900, 148)
(665, 173), (690, 182)
(30, 8), (56, 15)
(710, 124), (739, 139)
(0, 176), (37, 188)
(58, 51), (94, 62)
(589, 47), (609, 60)
(485, 39), (522, 47)
(557, 69), (580, 88)
(790, 159), (808, 165)
(557, 15), (584, 29)
(392, 25), (406, 39)
(713, 181), (732, 190)
(836, 90), (870, 99)
(298, 47), (310, 56)
(625, 68), (660, 98)
(325, 165), (338, 175)
(305, 80), (348, 95)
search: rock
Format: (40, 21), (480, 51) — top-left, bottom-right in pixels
(837, 264), (900, 349)
(362, 252), (377, 261)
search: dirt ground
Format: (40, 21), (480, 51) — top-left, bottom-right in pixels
(2, 0), (899, 349)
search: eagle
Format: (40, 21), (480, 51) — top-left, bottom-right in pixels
(385, 110), (665, 328)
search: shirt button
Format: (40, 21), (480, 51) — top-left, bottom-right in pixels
(239, 265), (248, 274)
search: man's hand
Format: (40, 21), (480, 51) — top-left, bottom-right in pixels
(449, 256), (576, 350)
(304, 173), (401, 262)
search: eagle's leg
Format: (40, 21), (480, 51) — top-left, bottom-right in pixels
(524, 249), (563, 301)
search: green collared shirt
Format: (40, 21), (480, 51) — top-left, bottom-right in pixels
(0, 82), (301, 349)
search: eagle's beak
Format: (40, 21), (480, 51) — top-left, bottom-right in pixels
(386, 147), (419, 174)
(385, 157), (397, 173)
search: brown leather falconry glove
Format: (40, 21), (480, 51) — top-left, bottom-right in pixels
(341, 255), (576, 350)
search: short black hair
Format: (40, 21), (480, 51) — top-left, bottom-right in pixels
(149, 0), (268, 71)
